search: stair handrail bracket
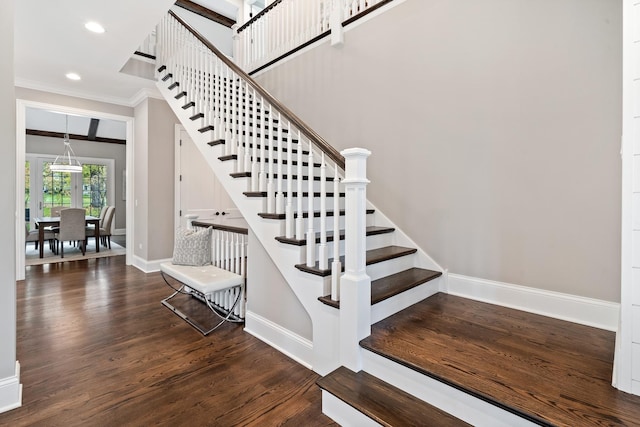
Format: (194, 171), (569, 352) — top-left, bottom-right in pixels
(339, 147), (372, 372)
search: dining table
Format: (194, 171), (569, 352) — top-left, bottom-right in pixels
(34, 215), (100, 258)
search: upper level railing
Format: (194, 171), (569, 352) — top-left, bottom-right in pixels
(236, 0), (394, 73)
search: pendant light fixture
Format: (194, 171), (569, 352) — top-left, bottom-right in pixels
(50, 115), (82, 173)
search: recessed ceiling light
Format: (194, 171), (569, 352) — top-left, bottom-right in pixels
(85, 21), (105, 34)
(66, 73), (81, 81)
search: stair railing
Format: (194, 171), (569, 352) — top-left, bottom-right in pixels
(235, 0), (395, 73)
(157, 11), (374, 316)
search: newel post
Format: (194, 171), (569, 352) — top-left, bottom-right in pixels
(339, 147), (371, 372)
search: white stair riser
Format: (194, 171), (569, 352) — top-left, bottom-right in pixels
(366, 254), (416, 282)
(361, 350), (538, 427)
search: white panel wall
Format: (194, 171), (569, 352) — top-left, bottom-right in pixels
(620, 0), (640, 395)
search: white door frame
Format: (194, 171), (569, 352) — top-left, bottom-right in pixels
(16, 99), (134, 280)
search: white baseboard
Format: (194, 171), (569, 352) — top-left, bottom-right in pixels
(131, 255), (171, 273)
(113, 228), (126, 236)
(0, 361), (22, 414)
(447, 273), (619, 332)
(244, 310), (313, 369)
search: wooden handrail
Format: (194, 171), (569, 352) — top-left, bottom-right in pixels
(168, 10), (345, 170)
(192, 220), (249, 235)
(236, 0), (283, 34)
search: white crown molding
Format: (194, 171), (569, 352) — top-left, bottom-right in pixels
(14, 77), (160, 108)
(129, 87), (164, 107)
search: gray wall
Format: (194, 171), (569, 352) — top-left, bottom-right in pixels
(255, 0), (622, 302)
(0, 0), (16, 384)
(26, 136), (127, 231)
(247, 230), (312, 339)
(133, 97), (179, 261)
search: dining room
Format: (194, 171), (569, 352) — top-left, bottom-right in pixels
(23, 107), (128, 267)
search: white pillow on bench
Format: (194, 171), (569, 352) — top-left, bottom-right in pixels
(172, 226), (212, 266)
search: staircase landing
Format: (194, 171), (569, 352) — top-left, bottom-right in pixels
(360, 293), (640, 426)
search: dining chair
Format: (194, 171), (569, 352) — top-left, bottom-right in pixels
(54, 208), (87, 258)
(86, 205), (114, 249)
(99, 206), (115, 249)
(25, 224), (54, 251)
(85, 205), (109, 239)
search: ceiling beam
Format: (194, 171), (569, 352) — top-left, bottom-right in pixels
(88, 118), (100, 141)
(26, 129), (126, 145)
(175, 0), (236, 28)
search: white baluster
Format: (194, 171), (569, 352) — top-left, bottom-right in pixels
(242, 83), (251, 173)
(306, 144), (316, 267)
(224, 66), (232, 154)
(259, 97), (267, 192)
(266, 105), (275, 213)
(276, 112), (284, 214)
(285, 125), (294, 238)
(319, 154), (328, 270)
(230, 71), (238, 157)
(251, 89), (259, 191)
(331, 167), (341, 301)
(295, 133), (304, 240)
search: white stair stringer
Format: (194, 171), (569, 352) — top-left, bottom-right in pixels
(157, 74), (445, 375)
(159, 79), (342, 375)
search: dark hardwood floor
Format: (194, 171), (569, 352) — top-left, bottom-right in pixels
(0, 256), (336, 427)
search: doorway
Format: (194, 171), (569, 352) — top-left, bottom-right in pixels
(16, 100), (134, 280)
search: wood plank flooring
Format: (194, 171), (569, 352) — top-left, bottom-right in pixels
(360, 293), (640, 426)
(0, 256), (336, 427)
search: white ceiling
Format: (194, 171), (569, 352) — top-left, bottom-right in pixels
(15, 0), (241, 139)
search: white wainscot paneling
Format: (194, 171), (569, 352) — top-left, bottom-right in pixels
(633, 230), (640, 268)
(634, 4), (640, 43)
(633, 155), (640, 193)
(633, 306), (640, 344)
(634, 81), (640, 118)
(633, 193), (640, 230)
(634, 42), (640, 82)
(633, 268), (640, 305)
(633, 343), (640, 381)
(634, 119), (640, 155)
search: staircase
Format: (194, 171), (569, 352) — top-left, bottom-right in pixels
(152, 10), (640, 427)
(156, 10), (443, 375)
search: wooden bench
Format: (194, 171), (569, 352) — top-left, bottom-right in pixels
(160, 262), (245, 335)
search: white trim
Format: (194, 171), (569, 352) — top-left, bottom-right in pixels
(321, 390), (381, 427)
(15, 79), (161, 108)
(0, 361), (22, 414)
(448, 273), (620, 332)
(249, 0), (408, 79)
(362, 350), (537, 427)
(113, 228), (126, 236)
(16, 99), (134, 280)
(244, 310), (313, 369)
(131, 255), (171, 274)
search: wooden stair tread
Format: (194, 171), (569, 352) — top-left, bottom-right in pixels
(317, 366), (470, 427)
(359, 293), (640, 426)
(276, 226), (394, 246)
(295, 245), (416, 277)
(231, 172), (334, 181)
(318, 267), (441, 308)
